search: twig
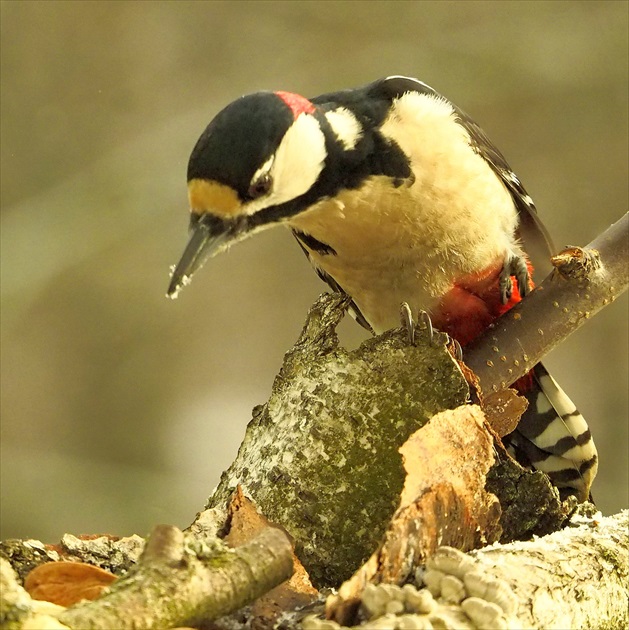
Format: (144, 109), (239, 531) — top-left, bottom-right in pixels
(56, 525), (293, 629)
(464, 213), (629, 392)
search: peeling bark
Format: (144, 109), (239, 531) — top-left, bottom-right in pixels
(304, 511), (628, 630)
(326, 405), (570, 625)
(464, 509), (629, 629)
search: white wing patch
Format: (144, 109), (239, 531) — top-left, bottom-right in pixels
(325, 107), (363, 150)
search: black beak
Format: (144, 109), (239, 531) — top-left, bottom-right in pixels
(167, 213), (242, 298)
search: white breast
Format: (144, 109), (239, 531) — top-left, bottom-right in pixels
(289, 92), (521, 334)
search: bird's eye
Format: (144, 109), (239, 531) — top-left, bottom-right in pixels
(248, 174), (272, 200)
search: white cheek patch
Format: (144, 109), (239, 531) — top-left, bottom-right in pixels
(325, 107), (362, 150)
(244, 114), (327, 215)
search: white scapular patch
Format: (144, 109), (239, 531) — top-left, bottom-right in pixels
(244, 114), (327, 215)
(325, 107), (362, 150)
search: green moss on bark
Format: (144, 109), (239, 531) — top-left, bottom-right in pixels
(208, 294), (469, 587)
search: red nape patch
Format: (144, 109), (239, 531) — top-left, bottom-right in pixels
(275, 91), (316, 118)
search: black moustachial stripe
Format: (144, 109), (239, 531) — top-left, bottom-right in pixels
(247, 114), (411, 231)
(291, 231), (373, 333)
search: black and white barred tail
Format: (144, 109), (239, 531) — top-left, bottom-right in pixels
(506, 363), (598, 502)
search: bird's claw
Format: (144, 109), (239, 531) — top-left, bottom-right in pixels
(399, 304), (435, 347)
(449, 337), (463, 361)
(500, 251), (531, 304)
(400, 302), (415, 345)
(418, 310), (434, 344)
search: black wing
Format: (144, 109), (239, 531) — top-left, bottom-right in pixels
(453, 101), (555, 280)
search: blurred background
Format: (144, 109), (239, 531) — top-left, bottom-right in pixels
(1, 1), (627, 541)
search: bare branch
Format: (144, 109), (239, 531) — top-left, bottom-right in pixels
(55, 525), (293, 629)
(2, 218), (626, 628)
(464, 212), (628, 393)
(205, 294), (574, 592)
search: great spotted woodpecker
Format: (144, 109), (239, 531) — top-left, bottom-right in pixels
(167, 76), (598, 501)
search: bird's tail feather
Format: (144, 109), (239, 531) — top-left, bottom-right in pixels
(505, 363), (598, 501)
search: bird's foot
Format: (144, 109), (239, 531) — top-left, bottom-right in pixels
(500, 250), (531, 304)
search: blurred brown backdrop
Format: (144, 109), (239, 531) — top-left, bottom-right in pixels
(1, 1), (627, 541)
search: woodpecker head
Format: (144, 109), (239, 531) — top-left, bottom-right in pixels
(167, 82), (421, 298)
(168, 91), (336, 298)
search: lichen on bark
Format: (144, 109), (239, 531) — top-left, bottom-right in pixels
(207, 293), (469, 587)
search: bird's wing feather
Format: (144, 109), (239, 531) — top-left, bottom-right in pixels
(453, 105), (555, 280)
(370, 76), (556, 280)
